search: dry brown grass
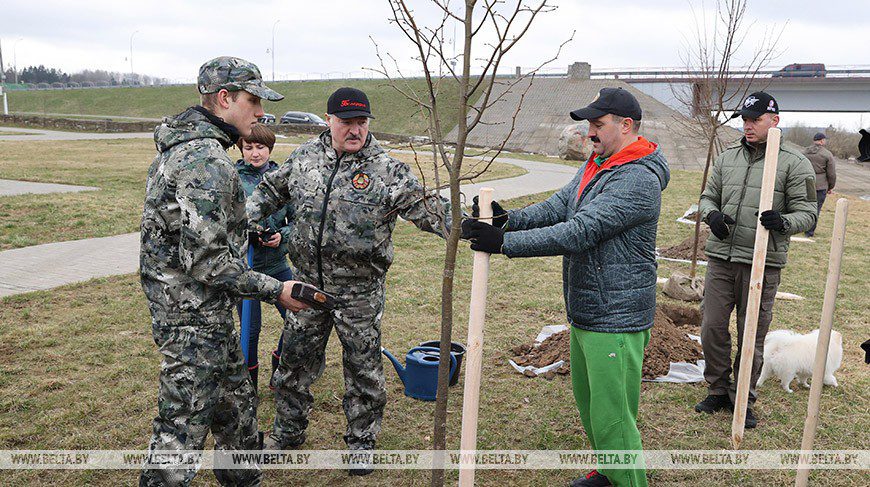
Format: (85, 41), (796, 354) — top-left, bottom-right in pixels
(0, 146), (867, 485)
(0, 138), (523, 251)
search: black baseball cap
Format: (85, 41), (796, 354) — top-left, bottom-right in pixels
(327, 87), (375, 119)
(813, 132), (826, 141)
(731, 91), (779, 119)
(570, 87), (642, 121)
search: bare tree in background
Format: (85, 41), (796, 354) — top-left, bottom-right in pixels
(370, 1), (570, 484)
(672, 0), (783, 280)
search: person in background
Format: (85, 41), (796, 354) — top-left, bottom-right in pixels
(802, 132), (836, 237)
(695, 91), (816, 429)
(235, 123), (294, 391)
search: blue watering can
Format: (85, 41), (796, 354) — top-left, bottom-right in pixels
(382, 346), (456, 401)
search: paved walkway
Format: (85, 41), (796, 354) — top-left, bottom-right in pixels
(0, 233), (140, 297)
(0, 126), (152, 141)
(0, 178), (99, 196)
(0, 153), (575, 298)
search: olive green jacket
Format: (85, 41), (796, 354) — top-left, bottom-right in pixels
(699, 138), (817, 268)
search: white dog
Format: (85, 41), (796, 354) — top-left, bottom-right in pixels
(757, 329), (843, 393)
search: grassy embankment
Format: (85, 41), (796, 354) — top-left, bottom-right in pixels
(0, 137), (867, 485)
(5, 79), (472, 136)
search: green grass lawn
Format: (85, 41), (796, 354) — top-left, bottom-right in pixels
(6, 78), (474, 136)
(0, 138), (523, 251)
(0, 142), (867, 485)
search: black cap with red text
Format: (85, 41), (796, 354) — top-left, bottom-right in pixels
(327, 87), (375, 119)
(731, 91), (779, 119)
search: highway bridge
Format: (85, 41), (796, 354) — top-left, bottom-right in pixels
(539, 64), (870, 115)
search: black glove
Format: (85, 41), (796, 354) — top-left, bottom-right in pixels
(472, 196), (508, 229)
(706, 211), (736, 240)
(760, 210), (786, 232)
(461, 219), (504, 254)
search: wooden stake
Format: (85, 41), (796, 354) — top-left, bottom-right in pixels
(795, 198), (849, 487)
(458, 187), (493, 487)
(731, 127), (781, 449)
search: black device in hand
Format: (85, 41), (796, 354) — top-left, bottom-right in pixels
(257, 228), (278, 241)
(290, 282), (336, 310)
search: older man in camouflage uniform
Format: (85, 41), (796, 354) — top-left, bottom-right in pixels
(139, 56), (305, 486)
(247, 87), (450, 473)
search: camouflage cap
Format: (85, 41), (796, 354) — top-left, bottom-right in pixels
(197, 56), (284, 101)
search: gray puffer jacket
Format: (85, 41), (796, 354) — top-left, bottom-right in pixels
(502, 148), (670, 333)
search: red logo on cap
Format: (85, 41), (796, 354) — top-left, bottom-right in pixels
(340, 99), (367, 108)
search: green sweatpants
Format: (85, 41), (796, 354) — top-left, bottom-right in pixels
(570, 326), (650, 487)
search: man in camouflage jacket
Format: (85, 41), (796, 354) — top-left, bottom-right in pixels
(247, 88), (449, 471)
(139, 57), (304, 486)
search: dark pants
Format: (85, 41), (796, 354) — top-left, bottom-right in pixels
(806, 189), (827, 236)
(236, 267), (293, 371)
(700, 257), (781, 406)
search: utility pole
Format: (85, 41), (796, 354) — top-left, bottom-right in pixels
(0, 38), (6, 83)
(13, 38), (24, 84)
(130, 30), (139, 85)
(271, 20), (280, 82)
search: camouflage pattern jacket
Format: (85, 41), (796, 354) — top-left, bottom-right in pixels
(247, 131), (448, 292)
(140, 107), (282, 325)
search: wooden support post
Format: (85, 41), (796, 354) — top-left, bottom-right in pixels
(731, 127), (781, 449)
(458, 187), (493, 487)
(795, 198), (849, 487)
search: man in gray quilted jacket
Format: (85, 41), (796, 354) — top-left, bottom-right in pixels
(463, 87), (668, 487)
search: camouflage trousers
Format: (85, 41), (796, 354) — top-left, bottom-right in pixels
(140, 320), (261, 487)
(270, 283), (387, 449)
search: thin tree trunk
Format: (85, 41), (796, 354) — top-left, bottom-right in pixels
(431, 4), (473, 486)
(689, 126), (718, 278)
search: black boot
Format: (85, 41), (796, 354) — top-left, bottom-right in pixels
(248, 363), (259, 392)
(695, 394), (730, 413)
(347, 443), (375, 476)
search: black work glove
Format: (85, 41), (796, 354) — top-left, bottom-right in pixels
(461, 219), (504, 254)
(472, 196), (508, 229)
(706, 211), (736, 240)
(760, 210), (786, 232)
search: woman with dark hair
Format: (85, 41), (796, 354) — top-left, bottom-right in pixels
(235, 123), (293, 391)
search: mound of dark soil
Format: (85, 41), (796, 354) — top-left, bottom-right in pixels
(510, 304), (703, 379)
(659, 228), (709, 261)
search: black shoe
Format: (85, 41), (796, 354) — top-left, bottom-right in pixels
(347, 448), (374, 476)
(248, 364), (259, 391)
(745, 407), (758, 429)
(726, 399), (759, 429)
(569, 470), (612, 487)
(694, 394), (730, 413)
(262, 432), (305, 450)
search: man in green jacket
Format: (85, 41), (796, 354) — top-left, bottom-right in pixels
(694, 92), (817, 428)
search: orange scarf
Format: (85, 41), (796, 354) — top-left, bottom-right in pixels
(577, 136), (657, 198)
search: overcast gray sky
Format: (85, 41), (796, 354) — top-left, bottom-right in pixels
(2, 0), (868, 82)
